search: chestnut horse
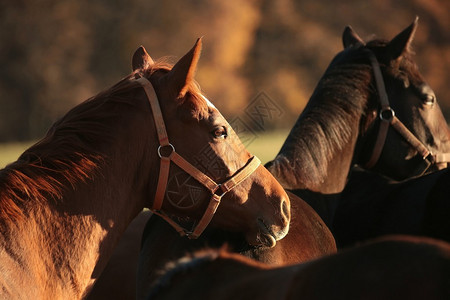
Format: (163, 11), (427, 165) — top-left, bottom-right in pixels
(134, 19), (450, 299)
(146, 236), (450, 300)
(0, 39), (290, 299)
(266, 18), (450, 227)
(333, 166), (450, 248)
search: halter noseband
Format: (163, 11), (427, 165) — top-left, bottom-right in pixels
(364, 50), (450, 171)
(136, 76), (261, 239)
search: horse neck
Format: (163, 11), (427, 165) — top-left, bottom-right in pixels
(271, 72), (368, 194)
(0, 102), (155, 298)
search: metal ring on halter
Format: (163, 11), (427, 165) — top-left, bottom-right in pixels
(424, 152), (435, 163)
(157, 143), (175, 158)
(212, 184), (226, 197)
(379, 107), (395, 122)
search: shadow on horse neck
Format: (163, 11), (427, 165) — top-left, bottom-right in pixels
(146, 235), (450, 300)
(266, 19), (450, 227)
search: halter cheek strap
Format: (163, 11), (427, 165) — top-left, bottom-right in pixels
(136, 76), (261, 239)
(364, 50), (450, 170)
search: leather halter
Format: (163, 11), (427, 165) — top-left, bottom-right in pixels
(136, 76), (261, 239)
(364, 50), (450, 170)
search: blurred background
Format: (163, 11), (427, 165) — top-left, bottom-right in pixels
(0, 0), (449, 164)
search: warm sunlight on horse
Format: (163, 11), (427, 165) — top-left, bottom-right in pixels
(0, 39), (290, 299)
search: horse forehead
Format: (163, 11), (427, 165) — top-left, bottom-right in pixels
(202, 95), (217, 110)
(201, 95), (223, 122)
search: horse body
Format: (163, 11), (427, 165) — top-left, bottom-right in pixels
(0, 39), (290, 299)
(334, 166), (450, 247)
(146, 236), (450, 300)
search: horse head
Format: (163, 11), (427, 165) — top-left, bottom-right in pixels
(132, 39), (290, 247)
(345, 18), (450, 179)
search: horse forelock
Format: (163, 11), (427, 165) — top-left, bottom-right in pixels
(365, 39), (424, 87)
(140, 59), (210, 122)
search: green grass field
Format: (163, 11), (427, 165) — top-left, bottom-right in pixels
(0, 141), (35, 168)
(0, 130), (289, 169)
(245, 129), (289, 164)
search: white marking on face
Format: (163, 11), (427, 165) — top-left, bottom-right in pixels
(202, 95), (216, 109)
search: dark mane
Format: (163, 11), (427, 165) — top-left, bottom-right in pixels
(365, 39), (424, 87)
(274, 48), (373, 186)
(146, 249), (220, 300)
(0, 59), (209, 224)
(146, 248), (267, 299)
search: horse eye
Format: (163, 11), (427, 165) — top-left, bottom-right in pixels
(402, 77), (410, 89)
(212, 127), (228, 139)
(417, 84), (435, 107)
(422, 93), (435, 106)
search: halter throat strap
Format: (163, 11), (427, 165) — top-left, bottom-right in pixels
(363, 50), (448, 170)
(136, 76), (261, 239)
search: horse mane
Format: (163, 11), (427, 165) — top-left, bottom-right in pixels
(272, 48), (373, 187)
(0, 59), (209, 224)
(146, 247), (267, 299)
(145, 249), (220, 299)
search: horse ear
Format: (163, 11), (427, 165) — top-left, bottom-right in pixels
(132, 46), (154, 71)
(342, 26), (365, 48)
(385, 17), (418, 60)
(167, 38), (202, 98)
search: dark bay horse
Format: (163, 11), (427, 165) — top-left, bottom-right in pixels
(146, 235), (450, 300)
(266, 18), (450, 227)
(0, 39), (290, 299)
(133, 18), (450, 299)
(333, 166), (450, 248)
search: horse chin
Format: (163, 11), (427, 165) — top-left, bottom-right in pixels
(245, 232), (277, 248)
(245, 220), (278, 248)
(259, 233), (277, 248)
